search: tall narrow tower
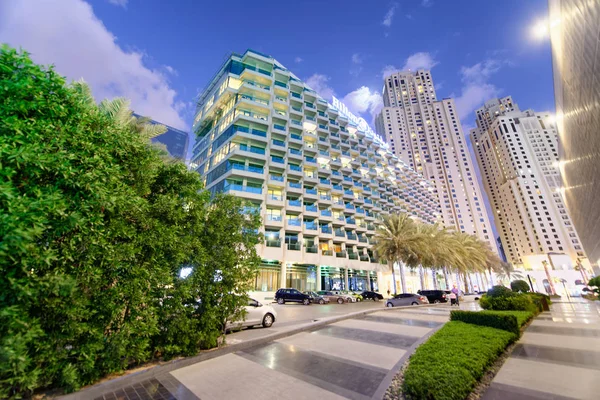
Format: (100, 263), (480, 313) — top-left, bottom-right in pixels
(375, 70), (497, 252)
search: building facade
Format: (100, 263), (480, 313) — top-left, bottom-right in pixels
(375, 70), (497, 252)
(470, 97), (593, 293)
(191, 50), (440, 299)
(150, 123), (190, 160)
(549, 0), (600, 273)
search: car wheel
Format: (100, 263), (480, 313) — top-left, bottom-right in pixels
(337, 298), (344, 304)
(319, 299), (325, 305)
(386, 302), (393, 308)
(411, 302), (419, 305)
(434, 299), (441, 304)
(303, 298), (310, 305)
(277, 298), (285, 305)
(262, 313), (274, 328)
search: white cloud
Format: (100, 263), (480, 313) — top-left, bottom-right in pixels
(305, 73), (335, 100)
(382, 3), (398, 27)
(108, 0), (127, 8)
(402, 52), (438, 71)
(421, 0), (433, 7)
(454, 59), (508, 120)
(381, 65), (399, 78)
(294, 56), (303, 63)
(164, 65), (178, 76)
(342, 87), (383, 121)
(381, 52), (438, 78)
(406, 14), (413, 20)
(0, 0), (187, 130)
(351, 53), (363, 64)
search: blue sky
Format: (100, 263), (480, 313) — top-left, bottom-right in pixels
(1, 0), (553, 143)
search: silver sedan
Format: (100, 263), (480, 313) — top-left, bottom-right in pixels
(385, 293), (429, 307)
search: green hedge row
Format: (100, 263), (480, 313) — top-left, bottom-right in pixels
(402, 321), (517, 400)
(450, 310), (520, 336)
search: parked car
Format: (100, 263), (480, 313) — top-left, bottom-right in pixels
(225, 298), (277, 330)
(417, 289), (449, 304)
(303, 291), (330, 304)
(385, 293), (429, 307)
(332, 290), (357, 302)
(275, 288), (311, 305)
(316, 290), (349, 304)
(361, 291), (384, 301)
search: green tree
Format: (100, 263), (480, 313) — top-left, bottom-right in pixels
(373, 213), (418, 294)
(510, 279), (530, 293)
(0, 46), (260, 397)
(495, 262), (524, 284)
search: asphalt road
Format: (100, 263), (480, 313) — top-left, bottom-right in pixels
(225, 299), (387, 343)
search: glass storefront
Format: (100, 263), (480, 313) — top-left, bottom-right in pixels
(321, 266), (345, 290)
(348, 269), (368, 292)
(253, 261), (280, 291)
(287, 264), (317, 291)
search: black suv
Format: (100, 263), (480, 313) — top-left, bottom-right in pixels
(274, 288), (311, 305)
(360, 291), (384, 301)
(417, 290), (448, 303)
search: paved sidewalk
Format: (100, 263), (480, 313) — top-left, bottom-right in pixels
(482, 298), (600, 400)
(66, 302), (479, 400)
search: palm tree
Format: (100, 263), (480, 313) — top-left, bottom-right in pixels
(373, 213), (419, 294)
(542, 260), (557, 295)
(71, 80), (167, 139)
(446, 232), (487, 293)
(495, 262), (524, 284)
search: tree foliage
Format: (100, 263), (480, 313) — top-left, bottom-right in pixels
(0, 46), (260, 397)
(510, 279), (530, 293)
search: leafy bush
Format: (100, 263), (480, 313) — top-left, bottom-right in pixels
(479, 293), (537, 313)
(402, 321), (516, 400)
(450, 310), (519, 336)
(486, 285), (513, 298)
(528, 292), (551, 311)
(589, 276), (600, 296)
(0, 47), (261, 397)
(510, 280), (530, 293)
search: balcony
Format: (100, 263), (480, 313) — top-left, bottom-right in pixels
(228, 163), (264, 175)
(286, 218), (302, 227)
(271, 155), (285, 165)
(345, 218), (356, 225)
(287, 242), (301, 251)
(321, 225), (332, 234)
(305, 205), (318, 212)
(346, 233), (357, 241)
(348, 253), (358, 260)
(269, 174), (284, 182)
(287, 199), (302, 207)
(319, 178), (331, 186)
(274, 80), (288, 89)
(305, 188), (318, 196)
(335, 251), (347, 258)
(304, 221), (318, 231)
(334, 229), (345, 238)
(321, 250), (333, 256)
(224, 183), (262, 195)
(358, 236), (368, 243)
(320, 209), (332, 217)
(360, 255), (370, 262)
(266, 239), (281, 247)
(305, 246), (318, 254)
(290, 133), (303, 142)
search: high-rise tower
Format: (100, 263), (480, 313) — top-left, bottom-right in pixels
(375, 70), (497, 252)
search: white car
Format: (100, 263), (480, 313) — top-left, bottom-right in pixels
(226, 298), (277, 330)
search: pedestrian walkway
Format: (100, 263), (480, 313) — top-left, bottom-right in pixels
(86, 304), (467, 400)
(482, 298), (600, 400)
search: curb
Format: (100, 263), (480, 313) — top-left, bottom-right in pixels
(59, 302), (443, 400)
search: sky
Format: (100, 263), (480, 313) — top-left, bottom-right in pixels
(0, 0), (554, 140)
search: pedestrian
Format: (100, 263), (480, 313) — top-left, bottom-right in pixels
(387, 289), (391, 297)
(451, 284), (460, 306)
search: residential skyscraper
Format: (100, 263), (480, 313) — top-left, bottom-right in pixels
(375, 70), (497, 253)
(470, 97), (593, 293)
(190, 50), (440, 298)
(549, 0), (600, 273)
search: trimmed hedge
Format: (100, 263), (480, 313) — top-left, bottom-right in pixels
(479, 293), (538, 313)
(450, 310), (520, 336)
(402, 321), (516, 400)
(487, 285), (513, 298)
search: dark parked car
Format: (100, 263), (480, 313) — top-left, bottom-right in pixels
(360, 291), (384, 301)
(417, 289), (448, 304)
(275, 288), (311, 305)
(303, 291), (330, 304)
